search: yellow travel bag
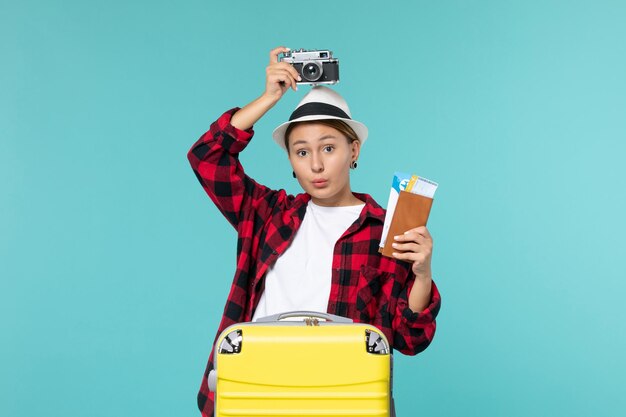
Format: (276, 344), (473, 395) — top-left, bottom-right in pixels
(208, 311), (395, 417)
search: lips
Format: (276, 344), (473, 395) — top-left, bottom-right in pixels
(312, 179), (328, 188)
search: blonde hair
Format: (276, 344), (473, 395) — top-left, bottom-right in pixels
(284, 119), (359, 151)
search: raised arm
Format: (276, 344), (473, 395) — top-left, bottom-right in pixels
(187, 46), (302, 228)
(230, 46), (302, 130)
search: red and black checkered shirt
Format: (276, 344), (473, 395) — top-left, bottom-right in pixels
(187, 108), (441, 417)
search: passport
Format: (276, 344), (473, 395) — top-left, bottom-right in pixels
(379, 173), (438, 258)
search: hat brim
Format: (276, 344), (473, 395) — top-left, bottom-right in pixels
(272, 115), (369, 151)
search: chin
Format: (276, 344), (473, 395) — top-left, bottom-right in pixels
(313, 191), (348, 206)
(304, 186), (336, 201)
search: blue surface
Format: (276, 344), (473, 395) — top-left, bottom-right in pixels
(2, 1), (625, 416)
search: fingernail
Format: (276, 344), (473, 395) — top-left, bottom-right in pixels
(394, 235), (401, 240)
(392, 243), (398, 248)
(297, 76), (302, 81)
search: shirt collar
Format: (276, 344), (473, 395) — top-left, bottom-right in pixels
(353, 192), (386, 224)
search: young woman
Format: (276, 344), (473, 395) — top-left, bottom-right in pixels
(187, 46), (442, 417)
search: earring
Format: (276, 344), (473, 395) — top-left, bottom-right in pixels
(292, 171), (296, 178)
(350, 161), (358, 169)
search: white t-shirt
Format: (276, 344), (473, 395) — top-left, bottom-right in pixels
(251, 200), (365, 321)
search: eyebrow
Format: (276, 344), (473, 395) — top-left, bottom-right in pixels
(291, 135), (338, 147)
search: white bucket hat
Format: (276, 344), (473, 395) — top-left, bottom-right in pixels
(272, 86), (369, 151)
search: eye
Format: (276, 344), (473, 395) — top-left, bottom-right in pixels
(296, 149), (308, 157)
(322, 145), (334, 153)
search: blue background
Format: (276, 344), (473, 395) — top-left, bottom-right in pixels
(2, 1), (625, 416)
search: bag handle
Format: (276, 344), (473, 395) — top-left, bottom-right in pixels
(255, 310), (353, 323)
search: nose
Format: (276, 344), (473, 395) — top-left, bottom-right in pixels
(311, 152), (324, 173)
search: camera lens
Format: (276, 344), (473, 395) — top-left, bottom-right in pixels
(302, 62), (323, 82)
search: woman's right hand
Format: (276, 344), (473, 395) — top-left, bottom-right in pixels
(264, 46), (302, 101)
(230, 46), (301, 131)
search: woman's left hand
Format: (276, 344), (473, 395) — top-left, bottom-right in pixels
(391, 226), (433, 280)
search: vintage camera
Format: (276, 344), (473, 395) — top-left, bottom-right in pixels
(280, 49), (339, 85)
